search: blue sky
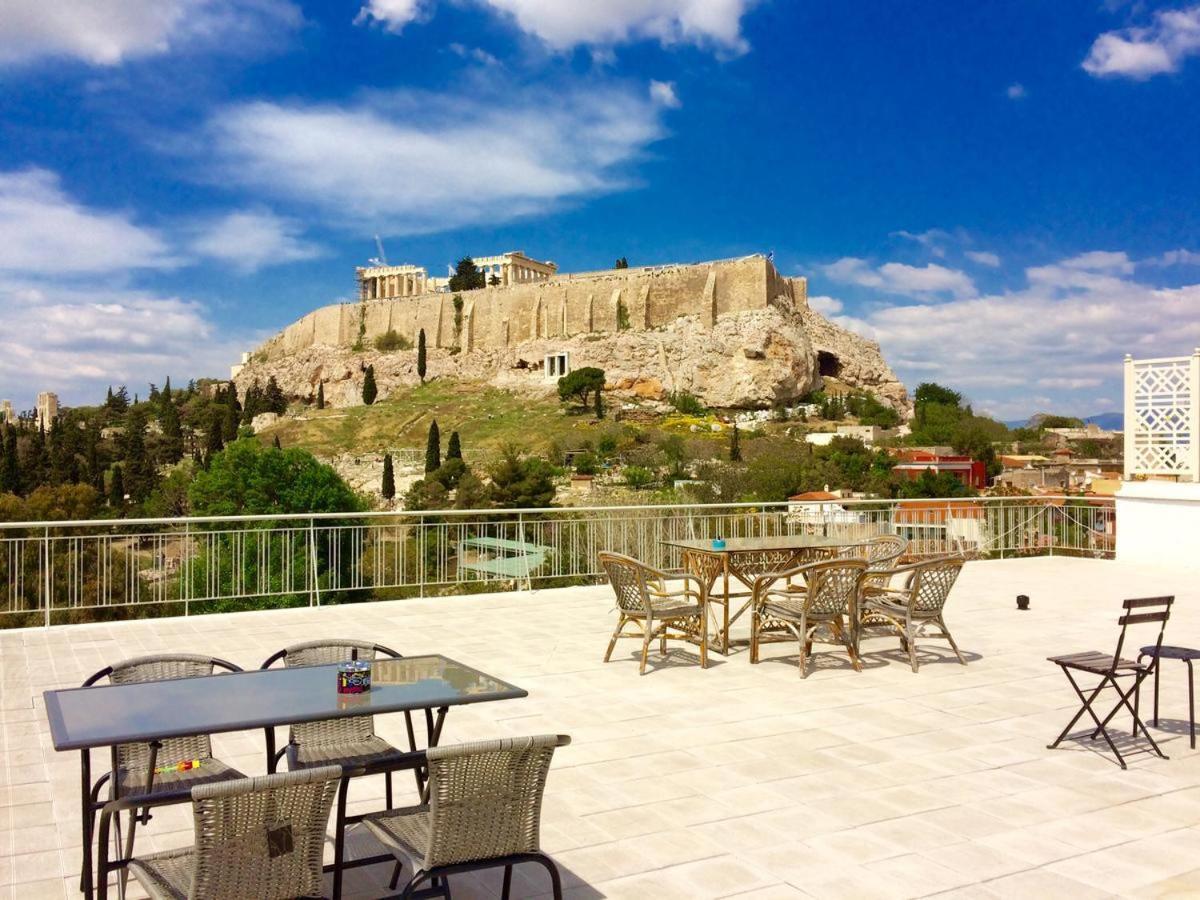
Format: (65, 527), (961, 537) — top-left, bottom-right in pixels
(2, 0), (1200, 419)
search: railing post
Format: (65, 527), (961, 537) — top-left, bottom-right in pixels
(1190, 349), (1200, 482)
(183, 520), (191, 617)
(308, 517), (320, 607)
(43, 526), (51, 628)
(1123, 353), (1135, 480)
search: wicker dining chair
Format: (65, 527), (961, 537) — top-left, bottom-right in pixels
(260, 639), (413, 808)
(96, 766), (342, 900)
(858, 555), (966, 672)
(362, 734), (571, 900)
(750, 558), (867, 678)
(598, 551), (708, 675)
(837, 534), (909, 594)
(80, 654), (247, 892)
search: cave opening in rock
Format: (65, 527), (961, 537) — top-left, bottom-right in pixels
(817, 351), (842, 377)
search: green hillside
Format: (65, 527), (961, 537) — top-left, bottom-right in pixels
(260, 381), (599, 456)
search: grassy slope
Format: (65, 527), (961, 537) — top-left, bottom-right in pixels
(261, 381), (601, 457)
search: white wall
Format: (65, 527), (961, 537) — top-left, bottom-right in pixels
(1116, 481), (1200, 570)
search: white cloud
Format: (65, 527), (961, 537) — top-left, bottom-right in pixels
(355, 0), (428, 33)
(207, 82), (666, 235)
(891, 228), (952, 257)
(649, 79), (681, 108)
(1144, 248), (1200, 266)
(965, 250), (1001, 267)
(1006, 82), (1027, 99)
(448, 43), (501, 65)
(357, 0), (754, 51)
(0, 168), (175, 275)
(807, 295), (843, 316)
(836, 252), (1200, 419)
(822, 256), (976, 299)
(0, 276), (253, 405)
(0, 0), (301, 67)
(1059, 250), (1134, 273)
(190, 209), (324, 273)
(1083, 5), (1200, 79)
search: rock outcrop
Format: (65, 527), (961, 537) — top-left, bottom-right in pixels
(232, 257), (909, 414)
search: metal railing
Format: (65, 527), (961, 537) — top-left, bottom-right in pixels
(0, 496), (1115, 627)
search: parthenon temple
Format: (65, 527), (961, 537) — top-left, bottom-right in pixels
(356, 251), (557, 301)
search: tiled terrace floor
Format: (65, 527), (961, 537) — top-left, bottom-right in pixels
(3, 556), (1200, 899)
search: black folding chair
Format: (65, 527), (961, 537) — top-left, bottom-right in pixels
(1047, 596), (1173, 769)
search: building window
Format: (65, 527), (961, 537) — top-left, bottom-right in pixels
(544, 352), (570, 379)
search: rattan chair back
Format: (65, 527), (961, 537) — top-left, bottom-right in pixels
(422, 735), (569, 870)
(797, 558), (868, 616)
(598, 552), (653, 614)
(272, 639), (397, 750)
(106, 655), (226, 775)
(188, 766), (341, 900)
(910, 556), (965, 614)
(838, 534), (907, 566)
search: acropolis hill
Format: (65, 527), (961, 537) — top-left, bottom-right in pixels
(236, 254), (909, 413)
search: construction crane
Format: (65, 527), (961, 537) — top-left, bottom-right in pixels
(368, 234), (389, 268)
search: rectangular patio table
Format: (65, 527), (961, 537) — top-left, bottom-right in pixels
(662, 535), (847, 654)
(44, 654), (527, 900)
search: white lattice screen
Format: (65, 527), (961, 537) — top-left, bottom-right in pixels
(1124, 351), (1200, 481)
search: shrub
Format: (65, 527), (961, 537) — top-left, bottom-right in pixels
(668, 391), (706, 416)
(623, 466), (655, 489)
(374, 330), (411, 352)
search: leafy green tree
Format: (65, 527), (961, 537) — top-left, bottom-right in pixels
(557, 367), (605, 409)
(374, 330), (410, 352)
(362, 365), (378, 406)
(896, 469), (976, 498)
(448, 257), (485, 292)
(623, 465), (655, 489)
(222, 403), (240, 443)
(614, 257), (629, 269)
(453, 471), (490, 509)
(446, 430), (462, 461)
(404, 478), (448, 511)
(189, 439), (362, 516)
(381, 453), (395, 500)
(488, 448), (555, 508)
(668, 391), (705, 416)
(914, 383), (963, 408)
(417, 329), (427, 383)
(431, 456), (466, 489)
(425, 420), (441, 473)
(730, 423), (742, 462)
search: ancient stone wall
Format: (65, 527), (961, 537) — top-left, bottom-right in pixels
(257, 256), (792, 361)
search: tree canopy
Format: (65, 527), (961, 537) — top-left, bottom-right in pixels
(557, 367), (605, 409)
(189, 439), (361, 516)
(448, 257), (485, 292)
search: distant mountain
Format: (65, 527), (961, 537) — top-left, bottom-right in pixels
(1002, 412), (1123, 430)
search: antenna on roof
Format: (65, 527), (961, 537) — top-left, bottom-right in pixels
(368, 234), (389, 268)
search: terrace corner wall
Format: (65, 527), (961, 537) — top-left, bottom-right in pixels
(1115, 480), (1200, 570)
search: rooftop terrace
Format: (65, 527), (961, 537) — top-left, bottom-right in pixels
(3, 555), (1200, 899)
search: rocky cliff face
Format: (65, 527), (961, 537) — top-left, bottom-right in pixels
(234, 292), (908, 414)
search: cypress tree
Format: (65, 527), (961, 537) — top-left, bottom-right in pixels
(417, 329), (427, 383)
(273, 435), (282, 450)
(424, 419), (441, 473)
(381, 453), (395, 500)
(161, 400), (183, 463)
(0, 426), (18, 494)
(205, 410), (225, 464)
(594, 387), (604, 419)
(264, 376), (286, 414)
(162, 376), (172, 407)
(729, 423), (742, 462)
(316, 382), (325, 410)
(362, 365), (378, 405)
(447, 430), (462, 461)
(222, 404), (240, 442)
(124, 408), (156, 502)
(109, 465), (125, 509)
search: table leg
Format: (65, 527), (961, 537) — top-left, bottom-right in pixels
(721, 557), (731, 655)
(80, 749), (94, 899)
(331, 775), (351, 900)
(1188, 659), (1196, 750)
